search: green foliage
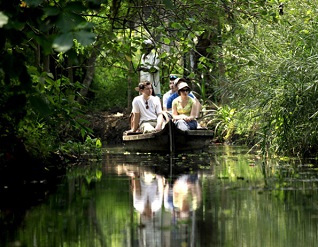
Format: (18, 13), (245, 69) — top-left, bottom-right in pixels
(59, 136), (103, 162)
(205, 104), (236, 143)
(0, 0), (104, 162)
(89, 64), (137, 111)
(218, 0), (318, 157)
(26, 0), (97, 53)
(3, 0), (318, 162)
(20, 67), (94, 156)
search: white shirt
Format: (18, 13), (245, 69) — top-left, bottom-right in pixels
(140, 51), (161, 97)
(132, 95), (162, 125)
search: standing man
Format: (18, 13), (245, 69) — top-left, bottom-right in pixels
(129, 81), (164, 133)
(138, 39), (161, 98)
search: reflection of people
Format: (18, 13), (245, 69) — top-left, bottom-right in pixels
(138, 39), (161, 98)
(164, 174), (202, 219)
(128, 171), (164, 218)
(129, 81), (164, 133)
(172, 82), (198, 131)
(126, 168), (165, 247)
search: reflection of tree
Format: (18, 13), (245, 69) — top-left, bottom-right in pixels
(66, 174), (108, 247)
(87, 198), (107, 247)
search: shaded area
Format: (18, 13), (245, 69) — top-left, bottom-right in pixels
(0, 159), (65, 247)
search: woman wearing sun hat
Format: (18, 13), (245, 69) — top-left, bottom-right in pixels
(171, 82), (198, 131)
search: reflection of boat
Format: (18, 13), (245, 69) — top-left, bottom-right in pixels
(122, 120), (214, 153)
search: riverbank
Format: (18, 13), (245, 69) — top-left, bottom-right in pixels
(86, 111), (130, 145)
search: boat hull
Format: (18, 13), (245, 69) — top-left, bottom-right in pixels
(122, 121), (213, 153)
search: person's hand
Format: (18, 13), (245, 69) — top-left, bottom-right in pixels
(178, 115), (190, 121)
(184, 117), (191, 122)
(180, 116), (194, 122)
(155, 125), (162, 132)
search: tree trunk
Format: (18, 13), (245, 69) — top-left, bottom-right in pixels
(77, 46), (99, 105)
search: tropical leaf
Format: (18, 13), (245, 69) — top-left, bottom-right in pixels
(0, 12), (8, 27)
(74, 30), (96, 46)
(53, 33), (73, 52)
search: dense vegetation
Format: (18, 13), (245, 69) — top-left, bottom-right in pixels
(1, 0), (318, 167)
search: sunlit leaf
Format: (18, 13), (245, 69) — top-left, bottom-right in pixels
(163, 37), (171, 45)
(0, 12), (8, 27)
(96, 139), (102, 148)
(171, 22), (181, 29)
(125, 54), (132, 62)
(159, 51), (168, 59)
(53, 33), (73, 52)
(96, 170), (102, 179)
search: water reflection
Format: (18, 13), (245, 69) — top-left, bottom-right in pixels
(2, 146), (318, 247)
(164, 174), (201, 220)
(126, 167), (164, 247)
(163, 173), (202, 247)
(125, 161), (203, 247)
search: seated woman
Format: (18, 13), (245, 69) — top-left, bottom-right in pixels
(171, 82), (198, 131)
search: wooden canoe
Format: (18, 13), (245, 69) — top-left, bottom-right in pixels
(122, 120), (214, 153)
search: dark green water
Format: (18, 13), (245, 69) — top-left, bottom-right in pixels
(1, 145), (318, 247)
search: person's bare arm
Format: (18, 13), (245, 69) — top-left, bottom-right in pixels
(155, 113), (164, 131)
(172, 103), (180, 119)
(130, 112), (140, 132)
(189, 100), (197, 120)
(194, 98), (201, 118)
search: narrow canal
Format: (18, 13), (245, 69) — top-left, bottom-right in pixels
(1, 145), (318, 246)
